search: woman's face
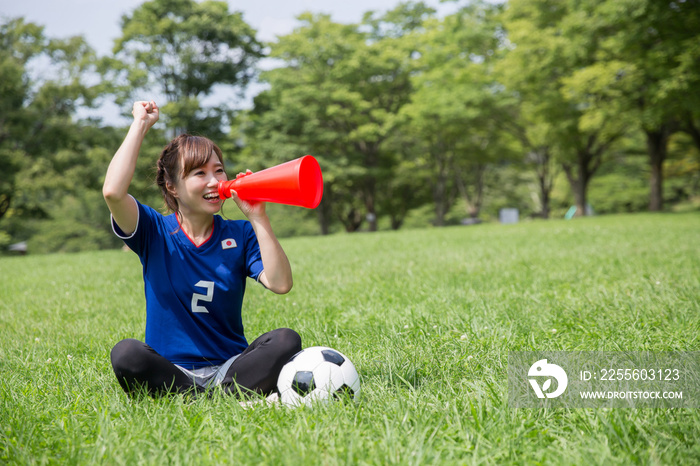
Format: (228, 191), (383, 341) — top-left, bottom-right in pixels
(172, 152), (228, 217)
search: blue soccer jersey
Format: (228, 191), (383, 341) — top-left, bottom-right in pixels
(112, 199), (264, 369)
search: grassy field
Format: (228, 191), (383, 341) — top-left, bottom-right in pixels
(1, 212), (699, 465)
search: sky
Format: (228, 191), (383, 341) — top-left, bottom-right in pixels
(0, 0), (458, 54)
(0, 0), (459, 123)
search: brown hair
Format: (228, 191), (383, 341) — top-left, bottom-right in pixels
(155, 134), (226, 213)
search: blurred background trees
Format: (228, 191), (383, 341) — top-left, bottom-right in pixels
(1, 0), (698, 253)
(108, 0), (264, 139)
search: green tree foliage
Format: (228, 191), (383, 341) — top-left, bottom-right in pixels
(0, 18), (119, 253)
(0, 19), (43, 229)
(500, 0), (631, 217)
(495, 2), (566, 218)
(109, 0), (263, 139)
(242, 14), (364, 234)
(400, 1), (512, 225)
(246, 4), (431, 233)
(2, 1), (699, 253)
(555, 0), (700, 211)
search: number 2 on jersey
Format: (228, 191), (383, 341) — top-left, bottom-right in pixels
(191, 280), (214, 313)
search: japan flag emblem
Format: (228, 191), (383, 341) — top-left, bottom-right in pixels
(221, 238), (237, 249)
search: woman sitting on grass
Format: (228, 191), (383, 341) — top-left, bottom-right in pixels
(103, 100), (301, 398)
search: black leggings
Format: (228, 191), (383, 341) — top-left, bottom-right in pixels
(110, 328), (301, 397)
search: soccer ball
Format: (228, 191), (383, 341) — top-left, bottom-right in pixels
(277, 346), (361, 407)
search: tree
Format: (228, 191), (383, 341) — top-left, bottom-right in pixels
(555, 0), (700, 211)
(110, 0), (263, 138)
(401, 2), (510, 225)
(353, 3), (435, 231)
(242, 14), (363, 234)
(500, 0), (628, 217)
(496, 1), (569, 218)
(247, 5), (431, 233)
(0, 19), (44, 226)
(493, 73), (558, 219)
(0, 17), (123, 252)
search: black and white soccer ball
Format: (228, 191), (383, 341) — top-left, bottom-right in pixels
(277, 346), (361, 407)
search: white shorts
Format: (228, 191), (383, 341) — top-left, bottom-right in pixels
(174, 354), (240, 389)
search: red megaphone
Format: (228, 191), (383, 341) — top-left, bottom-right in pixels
(218, 155), (323, 209)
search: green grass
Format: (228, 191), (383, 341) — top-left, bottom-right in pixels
(1, 212), (699, 465)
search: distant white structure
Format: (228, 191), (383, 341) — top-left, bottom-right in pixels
(8, 241), (27, 255)
(499, 208), (519, 224)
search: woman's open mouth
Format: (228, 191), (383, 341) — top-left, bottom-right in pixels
(203, 192), (220, 203)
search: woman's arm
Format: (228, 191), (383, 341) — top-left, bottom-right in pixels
(103, 101), (159, 235)
(231, 189), (293, 295)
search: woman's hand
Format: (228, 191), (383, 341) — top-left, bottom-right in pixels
(131, 100), (159, 131)
(229, 170), (268, 220)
